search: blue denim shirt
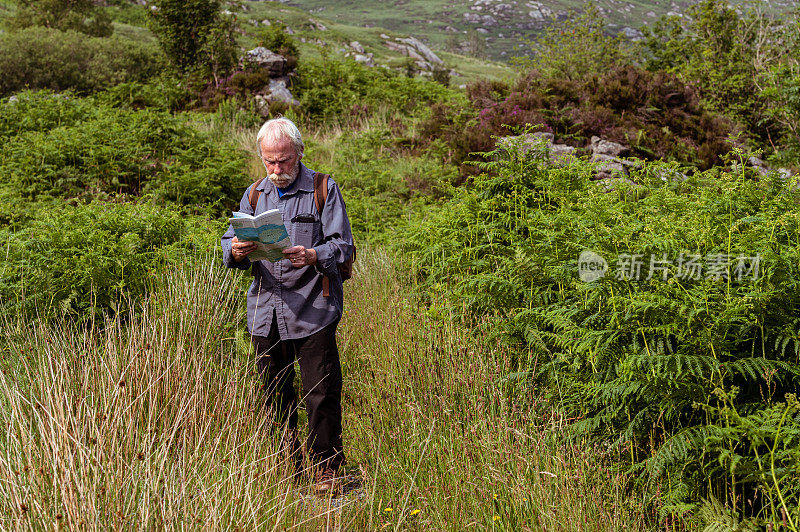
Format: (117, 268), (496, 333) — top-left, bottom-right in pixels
(221, 163), (354, 340)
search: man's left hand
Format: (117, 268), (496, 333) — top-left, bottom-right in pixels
(283, 246), (317, 267)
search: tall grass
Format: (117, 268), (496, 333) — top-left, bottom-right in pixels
(0, 255), (307, 529)
(339, 249), (653, 530)
(0, 250), (652, 529)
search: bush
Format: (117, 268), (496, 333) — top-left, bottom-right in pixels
(0, 27), (164, 96)
(294, 55), (462, 123)
(0, 202), (220, 319)
(9, 0), (112, 37)
(0, 94), (249, 221)
(639, 0), (792, 150)
(305, 126), (459, 244)
(0, 90), (102, 140)
(95, 78), (193, 112)
(254, 24), (300, 71)
(400, 146), (800, 525)
(513, 4), (629, 81)
(148, 0), (238, 82)
(420, 65), (738, 171)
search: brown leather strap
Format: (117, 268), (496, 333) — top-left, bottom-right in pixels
(313, 172), (332, 297)
(313, 172), (329, 215)
(248, 177), (265, 212)
(322, 276), (330, 297)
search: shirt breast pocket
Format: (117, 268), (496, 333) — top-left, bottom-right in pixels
(291, 213), (320, 249)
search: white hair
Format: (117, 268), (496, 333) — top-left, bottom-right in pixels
(256, 117), (304, 156)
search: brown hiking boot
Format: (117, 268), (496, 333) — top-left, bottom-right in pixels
(313, 467), (339, 495)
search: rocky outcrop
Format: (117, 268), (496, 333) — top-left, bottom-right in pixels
(384, 36), (444, 72)
(344, 41), (375, 67)
(244, 47), (288, 77)
(620, 27), (643, 40)
(497, 132), (576, 165)
(252, 77), (299, 116)
(242, 47), (299, 115)
(353, 54), (375, 66)
(267, 78), (299, 105)
(590, 136), (629, 158)
(744, 156), (792, 179)
(590, 136), (636, 179)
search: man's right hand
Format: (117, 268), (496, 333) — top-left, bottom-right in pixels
(231, 236), (257, 262)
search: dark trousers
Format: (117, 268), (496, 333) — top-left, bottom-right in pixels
(252, 313), (345, 470)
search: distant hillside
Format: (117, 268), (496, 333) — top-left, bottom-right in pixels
(238, 1), (515, 83)
(279, 0), (796, 60)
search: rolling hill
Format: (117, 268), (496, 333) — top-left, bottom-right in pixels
(277, 0), (796, 60)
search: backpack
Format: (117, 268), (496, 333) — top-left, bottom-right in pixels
(247, 172), (355, 297)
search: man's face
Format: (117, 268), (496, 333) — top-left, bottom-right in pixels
(260, 138), (302, 188)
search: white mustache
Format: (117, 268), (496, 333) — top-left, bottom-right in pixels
(268, 173), (295, 186)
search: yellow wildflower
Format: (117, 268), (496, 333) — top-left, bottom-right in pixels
(410, 509), (421, 516)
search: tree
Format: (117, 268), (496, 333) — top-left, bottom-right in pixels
(148, 0), (239, 81)
(463, 29), (487, 60)
(639, 0), (782, 134)
(511, 4), (628, 81)
(9, 0), (113, 37)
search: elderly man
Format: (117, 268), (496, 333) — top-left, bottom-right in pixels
(221, 117), (354, 493)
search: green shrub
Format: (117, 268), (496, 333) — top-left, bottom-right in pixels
(95, 77), (193, 112)
(0, 94), (249, 220)
(294, 55), (461, 123)
(148, 0), (238, 82)
(639, 0), (787, 148)
(104, 0), (149, 26)
(0, 202), (220, 319)
(400, 145), (800, 525)
(0, 90), (101, 140)
(254, 23), (300, 70)
(0, 27), (163, 96)
(305, 126), (459, 244)
(513, 4), (629, 81)
(9, 0), (112, 37)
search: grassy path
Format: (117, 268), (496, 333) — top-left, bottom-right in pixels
(0, 249), (652, 530)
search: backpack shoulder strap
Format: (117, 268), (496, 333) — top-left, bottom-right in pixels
(248, 177), (265, 212)
(313, 172), (332, 297)
(313, 172), (330, 215)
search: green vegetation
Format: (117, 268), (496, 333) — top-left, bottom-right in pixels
(275, 0), (795, 61)
(640, 0), (800, 158)
(0, 27), (162, 96)
(1, 0), (800, 528)
(234, 1), (513, 84)
(148, 0), (239, 82)
(9, 0), (112, 36)
(0, 251), (654, 529)
(294, 55), (460, 122)
(400, 143), (800, 525)
(0, 202), (216, 318)
(513, 4), (628, 81)
(0, 92), (249, 222)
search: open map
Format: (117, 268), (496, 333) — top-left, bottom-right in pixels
(229, 209), (291, 262)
